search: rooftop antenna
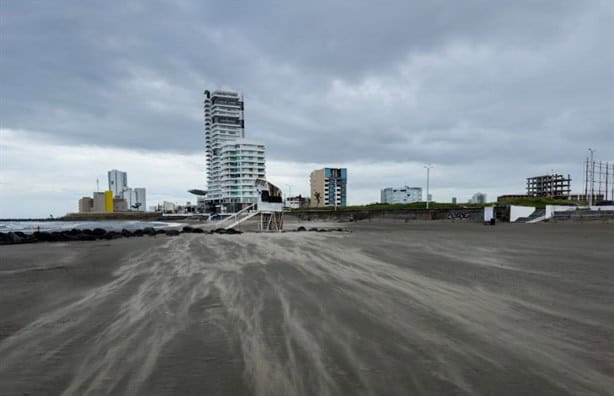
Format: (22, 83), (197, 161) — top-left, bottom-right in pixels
(96, 178), (100, 192)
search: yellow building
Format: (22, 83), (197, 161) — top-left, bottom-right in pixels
(104, 190), (114, 213)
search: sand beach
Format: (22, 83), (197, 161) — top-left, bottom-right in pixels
(1, 221), (613, 395)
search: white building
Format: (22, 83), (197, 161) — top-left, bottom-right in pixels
(122, 187), (147, 211)
(217, 140), (265, 208)
(121, 188), (135, 209)
(108, 169), (128, 198)
(470, 192), (487, 204)
(162, 201), (176, 212)
(134, 188), (146, 212)
(381, 186), (422, 204)
(204, 89), (266, 213)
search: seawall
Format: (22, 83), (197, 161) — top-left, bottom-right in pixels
(287, 207), (485, 222)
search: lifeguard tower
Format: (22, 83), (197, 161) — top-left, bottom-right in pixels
(215, 178), (284, 231)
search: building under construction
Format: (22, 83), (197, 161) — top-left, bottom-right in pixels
(526, 174), (571, 198)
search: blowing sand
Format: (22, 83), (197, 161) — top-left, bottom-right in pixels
(0, 222), (613, 395)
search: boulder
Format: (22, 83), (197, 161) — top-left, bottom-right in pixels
(165, 229), (180, 236)
(92, 228), (107, 238)
(182, 226), (195, 233)
(48, 232), (68, 242)
(32, 231), (51, 242)
(296, 226), (307, 232)
(192, 228), (205, 234)
(143, 227), (156, 236)
(104, 231), (122, 240)
(61, 231), (82, 241)
(6, 232), (24, 244)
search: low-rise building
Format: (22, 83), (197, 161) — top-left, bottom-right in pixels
(113, 197), (128, 212)
(78, 197), (93, 213)
(93, 192), (106, 213)
(286, 195), (310, 209)
(163, 201), (176, 213)
(380, 186), (422, 204)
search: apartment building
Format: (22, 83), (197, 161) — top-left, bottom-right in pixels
(310, 168), (347, 208)
(204, 89), (266, 213)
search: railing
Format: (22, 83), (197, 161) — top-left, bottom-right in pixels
(224, 210), (260, 230)
(214, 203), (256, 228)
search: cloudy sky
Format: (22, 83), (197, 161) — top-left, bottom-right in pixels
(1, 1), (613, 217)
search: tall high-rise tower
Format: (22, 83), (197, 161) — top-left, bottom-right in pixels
(108, 169), (128, 198)
(204, 90), (265, 213)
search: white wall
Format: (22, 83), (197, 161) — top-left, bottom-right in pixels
(589, 205), (614, 211)
(544, 205), (576, 219)
(483, 207), (494, 222)
(510, 205), (535, 222)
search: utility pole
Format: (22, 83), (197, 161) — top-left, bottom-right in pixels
(588, 148), (595, 206)
(424, 165), (433, 209)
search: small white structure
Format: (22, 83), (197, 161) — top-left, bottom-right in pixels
(483, 206), (495, 223)
(162, 201), (176, 213)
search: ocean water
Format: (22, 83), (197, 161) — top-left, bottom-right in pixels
(0, 220), (185, 234)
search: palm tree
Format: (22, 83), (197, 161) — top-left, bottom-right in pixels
(314, 191), (321, 206)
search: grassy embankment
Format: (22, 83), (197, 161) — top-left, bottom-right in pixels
(292, 198), (585, 212)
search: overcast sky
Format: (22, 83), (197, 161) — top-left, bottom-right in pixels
(1, 1), (613, 217)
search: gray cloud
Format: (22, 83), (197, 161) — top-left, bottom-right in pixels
(1, 0), (613, 215)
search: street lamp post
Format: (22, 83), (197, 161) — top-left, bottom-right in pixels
(588, 148), (595, 206)
(424, 165), (433, 209)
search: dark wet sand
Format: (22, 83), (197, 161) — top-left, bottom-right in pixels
(1, 222), (613, 395)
